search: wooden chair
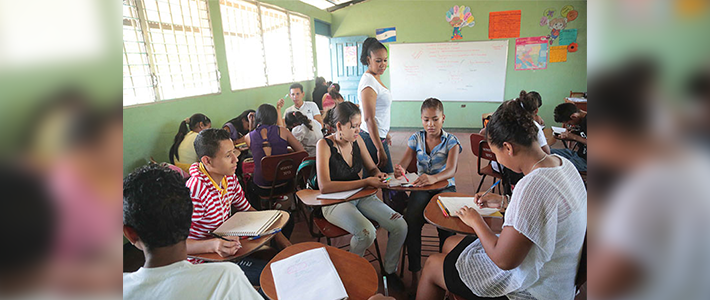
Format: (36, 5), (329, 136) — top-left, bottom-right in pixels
(255, 151), (308, 210)
(569, 91), (585, 98)
(470, 133), (503, 193)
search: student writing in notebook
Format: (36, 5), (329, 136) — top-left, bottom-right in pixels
(184, 128), (268, 286)
(416, 99), (587, 300)
(315, 102), (408, 290)
(392, 98), (461, 290)
(123, 164), (261, 300)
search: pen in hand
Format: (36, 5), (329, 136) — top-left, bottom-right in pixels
(477, 180), (501, 206)
(210, 232), (235, 242)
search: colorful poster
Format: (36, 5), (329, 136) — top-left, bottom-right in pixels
(549, 46), (568, 62)
(489, 10), (521, 39)
(445, 6), (475, 41)
(515, 36), (549, 70)
(344, 46), (357, 67)
(540, 4), (579, 45)
(376, 27), (396, 43)
(558, 29), (577, 46)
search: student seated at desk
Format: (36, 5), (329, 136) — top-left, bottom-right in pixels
(393, 98), (461, 288)
(223, 109), (255, 146)
(169, 113), (211, 172)
(277, 83), (323, 127)
(416, 99), (587, 300)
(315, 102), (408, 289)
(285, 111), (323, 157)
(123, 164), (261, 300)
(246, 104), (305, 209)
(184, 128), (266, 286)
(322, 83), (344, 114)
(552, 102), (587, 172)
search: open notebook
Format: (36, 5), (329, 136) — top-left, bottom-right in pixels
(438, 197), (499, 217)
(271, 247), (348, 300)
(551, 126), (567, 135)
(212, 210), (281, 237)
(318, 187), (364, 200)
(388, 173), (418, 187)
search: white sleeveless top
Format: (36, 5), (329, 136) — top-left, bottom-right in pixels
(456, 155), (587, 300)
(358, 72), (392, 137)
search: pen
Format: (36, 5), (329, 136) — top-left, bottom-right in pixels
(478, 179), (501, 200)
(247, 228), (282, 241)
(383, 275), (388, 296)
(382, 177), (391, 183)
(210, 232), (235, 242)
(437, 198), (450, 218)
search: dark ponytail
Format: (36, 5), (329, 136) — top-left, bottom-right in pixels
(169, 113), (210, 164)
(516, 90), (539, 116)
(284, 111), (313, 131)
(486, 99), (538, 148)
(360, 37), (387, 66)
(328, 83), (343, 101)
(329, 101), (361, 128)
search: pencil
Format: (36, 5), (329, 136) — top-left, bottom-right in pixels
(210, 232), (234, 242)
(437, 198), (450, 218)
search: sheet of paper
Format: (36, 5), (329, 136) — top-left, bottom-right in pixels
(489, 10), (521, 39)
(271, 247), (348, 300)
(438, 197), (499, 217)
(558, 29), (578, 46)
(551, 126), (567, 134)
(388, 173), (419, 187)
(565, 97), (587, 102)
(549, 45), (568, 63)
(318, 187), (364, 200)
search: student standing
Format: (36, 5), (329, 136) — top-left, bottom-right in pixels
(123, 164), (261, 300)
(169, 113), (211, 172)
(358, 37), (394, 174)
(315, 102), (407, 288)
(393, 98), (461, 289)
(416, 99), (587, 300)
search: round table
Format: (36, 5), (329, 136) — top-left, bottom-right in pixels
(260, 242), (379, 300)
(424, 192), (503, 235)
(188, 210), (290, 262)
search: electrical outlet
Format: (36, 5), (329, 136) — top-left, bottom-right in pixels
(461, 104), (466, 108)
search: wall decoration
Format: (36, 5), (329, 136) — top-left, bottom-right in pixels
(549, 45), (568, 62)
(344, 46), (357, 67)
(445, 5), (475, 40)
(515, 36), (549, 71)
(540, 4), (579, 45)
(567, 42), (578, 53)
(489, 10), (521, 39)
(376, 27), (396, 43)
(558, 29), (577, 46)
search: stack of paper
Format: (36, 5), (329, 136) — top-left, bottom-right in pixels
(565, 97), (587, 103)
(318, 187), (364, 200)
(388, 173), (419, 187)
(213, 210), (281, 236)
(551, 126), (567, 135)
(271, 247), (348, 300)
(438, 197), (499, 217)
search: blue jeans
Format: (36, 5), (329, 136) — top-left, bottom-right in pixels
(322, 194), (407, 274)
(359, 131), (394, 174)
(551, 149), (587, 172)
(236, 257), (267, 287)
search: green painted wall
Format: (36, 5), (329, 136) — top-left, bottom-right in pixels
(331, 0), (587, 128)
(123, 0), (330, 175)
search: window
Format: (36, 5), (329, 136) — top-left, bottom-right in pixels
(123, 0), (220, 106)
(220, 0), (314, 90)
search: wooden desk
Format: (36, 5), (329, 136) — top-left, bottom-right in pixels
(188, 210), (290, 262)
(260, 242), (378, 300)
(296, 188), (378, 207)
(424, 192), (503, 235)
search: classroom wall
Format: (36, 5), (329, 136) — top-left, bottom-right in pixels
(123, 0), (331, 175)
(330, 0), (587, 128)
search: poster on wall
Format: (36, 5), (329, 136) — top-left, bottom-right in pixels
(549, 45), (568, 62)
(344, 46), (357, 67)
(514, 36), (549, 70)
(445, 5), (475, 41)
(540, 4), (579, 45)
(376, 27), (396, 43)
(489, 10), (521, 39)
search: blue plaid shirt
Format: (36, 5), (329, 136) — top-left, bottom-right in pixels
(407, 129), (462, 187)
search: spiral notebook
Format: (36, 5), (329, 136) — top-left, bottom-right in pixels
(438, 197), (500, 217)
(212, 210), (281, 237)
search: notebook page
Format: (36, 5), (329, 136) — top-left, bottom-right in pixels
(388, 173), (419, 187)
(438, 197), (499, 217)
(271, 247), (348, 300)
(318, 187), (364, 200)
(213, 210), (281, 236)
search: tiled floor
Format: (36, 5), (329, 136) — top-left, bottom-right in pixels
(124, 128), (544, 299)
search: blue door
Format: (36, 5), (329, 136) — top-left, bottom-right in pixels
(330, 36), (368, 104)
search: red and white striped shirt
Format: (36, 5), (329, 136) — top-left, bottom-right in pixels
(186, 162), (251, 263)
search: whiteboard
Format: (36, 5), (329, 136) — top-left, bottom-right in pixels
(389, 40), (508, 102)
